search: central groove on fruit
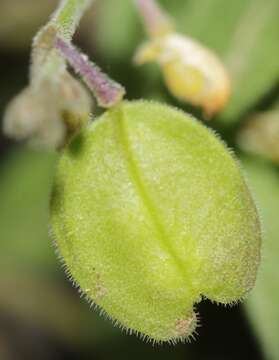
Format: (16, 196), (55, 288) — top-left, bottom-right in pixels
(115, 105), (190, 282)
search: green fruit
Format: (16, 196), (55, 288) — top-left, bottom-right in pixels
(51, 100), (261, 343)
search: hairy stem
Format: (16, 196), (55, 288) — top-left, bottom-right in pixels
(134, 0), (174, 37)
(31, 0), (93, 83)
(51, 0), (92, 40)
(55, 36), (125, 108)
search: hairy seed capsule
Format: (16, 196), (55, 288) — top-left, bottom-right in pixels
(51, 100), (261, 343)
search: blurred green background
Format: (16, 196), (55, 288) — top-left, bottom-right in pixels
(0, 0), (278, 359)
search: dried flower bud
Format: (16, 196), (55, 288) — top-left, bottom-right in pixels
(51, 100), (261, 343)
(238, 111), (279, 163)
(3, 72), (92, 150)
(134, 34), (230, 117)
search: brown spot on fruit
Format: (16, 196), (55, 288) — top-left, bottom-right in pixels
(175, 312), (197, 338)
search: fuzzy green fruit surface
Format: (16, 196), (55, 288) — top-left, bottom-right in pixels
(51, 100), (261, 343)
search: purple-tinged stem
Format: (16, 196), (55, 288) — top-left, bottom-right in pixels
(134, 0), (174, 37)
(55, 37), (125, 108)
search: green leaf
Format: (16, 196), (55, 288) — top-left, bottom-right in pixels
(0, 147), (118, 345)
(0, 147), (58, 272)
(242, 156), (279, 360)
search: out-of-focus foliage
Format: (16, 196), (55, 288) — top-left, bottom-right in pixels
(243, 157), (279, 360)
(0, 270), (94, 347)
(94, 0), (279, 124)
(0, 148), (120, 348)
(0, 0), (56, 49)
(0, 148), (57, 271)
(93, 1), (138, 62)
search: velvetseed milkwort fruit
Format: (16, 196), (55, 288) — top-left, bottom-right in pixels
(51, 100), (261, 343)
